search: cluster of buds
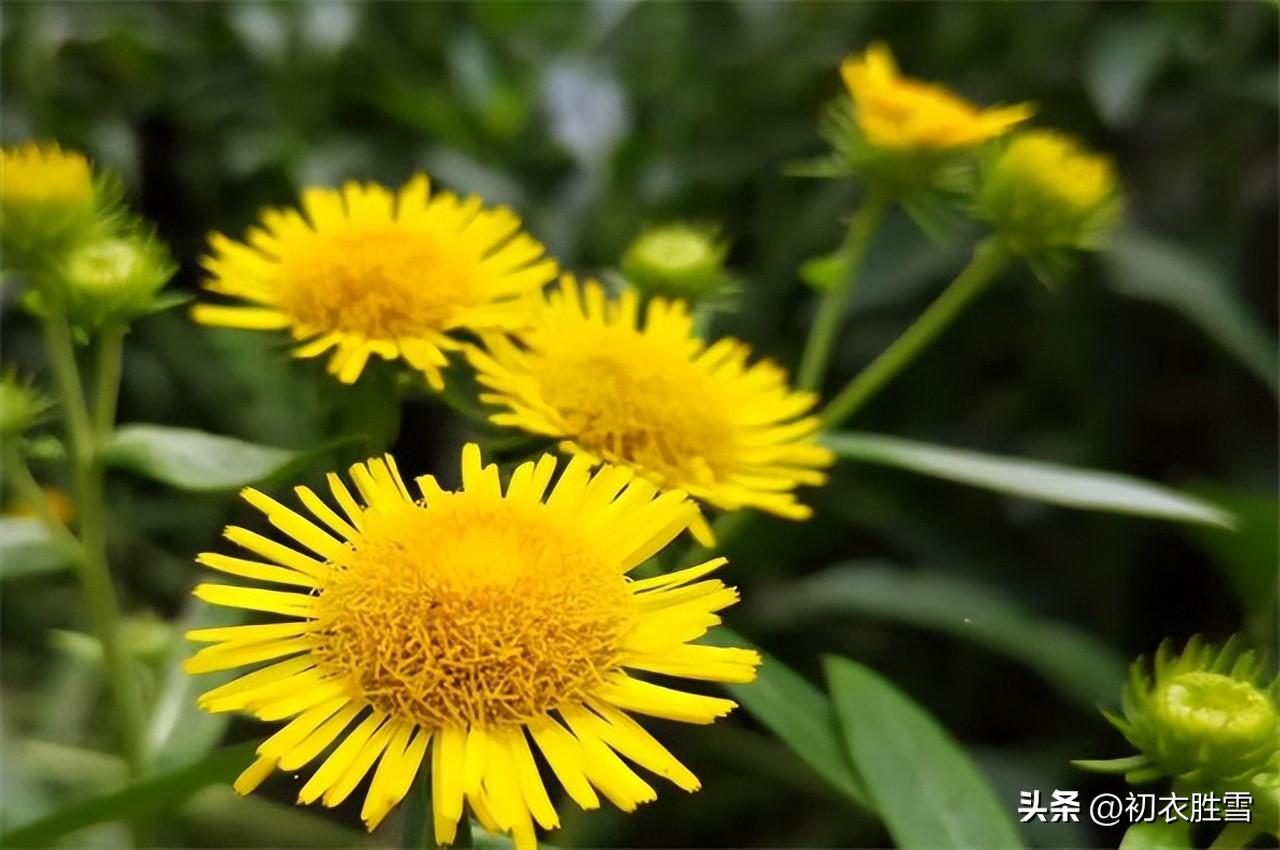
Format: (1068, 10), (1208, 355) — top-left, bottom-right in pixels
(1078, 636), (1280, 835)
(811, 44), (1121, 271)
(1, 142), (176, 332)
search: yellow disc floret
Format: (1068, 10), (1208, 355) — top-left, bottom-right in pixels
(192, 176), (557, 388)
(468, 278), (833, 523)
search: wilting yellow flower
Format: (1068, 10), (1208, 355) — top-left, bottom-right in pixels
(0, 142), (97, 258)
(977, 130), (1120, 254)
(468, 278), (833, 524)
(186, 445), (759, 847)
(192, 176), (557, 388)
(840, 44), (1031, 151)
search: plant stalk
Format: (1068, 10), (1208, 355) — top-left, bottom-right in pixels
(42, 315), (146, 777)
(796, 189), (888, 392)
(821, 237), (1010, 430)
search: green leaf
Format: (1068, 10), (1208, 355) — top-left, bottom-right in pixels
(1186, 485), (1279, 615)
(99, 425), (312, 491)
(0, 741), (258, 847)
(1104, 230), (1278, 395)
(824, 432), (1234, 528)
(1118, 819), (1192, 849)
(760, 562), (1127, 708)
(825, 656), (1024, 849)
(0, 517), (76, 580)
(1084, 17), (1174, 126)
(710, 628), (871, 809)
(145, 601), (243, 770)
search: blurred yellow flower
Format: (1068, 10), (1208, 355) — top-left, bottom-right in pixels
(841, 44), (1032, 150)
(186, 445), (758, 847)
(977, 130), (1121, 255)
(994, 131), (1116, 213)
(468, 278), (833, 525)
(192, 176), (557, 388)
(0, 142), (97, 257)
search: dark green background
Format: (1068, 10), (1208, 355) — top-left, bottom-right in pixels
(2, 2), (1276, 848)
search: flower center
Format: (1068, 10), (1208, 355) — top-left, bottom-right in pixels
(276, 225), (478, 340)
(311, 498), (631, 726)
(1157, 672), (1277, 750)
(538, 327), (734, 487)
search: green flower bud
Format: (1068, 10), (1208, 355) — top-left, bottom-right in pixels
(620, 224), (734, 302)
(976, 130), (1121, 258)
(0, 371), (53, 438)
(1078, 636), (1280, 786)
(57, 231), (177, 330)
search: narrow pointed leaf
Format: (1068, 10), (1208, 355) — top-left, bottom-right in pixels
(824, 432), (1233, 528)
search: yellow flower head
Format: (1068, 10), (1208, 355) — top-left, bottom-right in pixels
(468, 278), (834, 525)
(192, 176), (557, 388)
(186, 445), (758, 847)
(840, 44), (1032, 150)
(977, 130), (1121, 256)
(993, 131), (1116, 214)
(0, 142), (98, 257)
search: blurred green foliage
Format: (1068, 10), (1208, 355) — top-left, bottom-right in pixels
(1, 2), (1276, 848)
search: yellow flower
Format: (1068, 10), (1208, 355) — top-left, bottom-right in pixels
(0, 142), (97, 257)
(840, 44), (1032, 150)
(186, 445), (759, 847)
(977, 130), (1121, 255)
(191, 176), (557, 388)
(992, 131), (1116, 214)
(468, 278), (833, 524)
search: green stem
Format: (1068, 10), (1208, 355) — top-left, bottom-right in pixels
(821, 237), (1011, 430)
(796, 189), (888, 392)
(42, 315), (146, 777)
(93, 324), (125, 436)
(0, 442), (80, 551)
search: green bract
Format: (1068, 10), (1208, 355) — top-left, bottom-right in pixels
(0, 371), (53, 438)
(620, 223), (734, 302)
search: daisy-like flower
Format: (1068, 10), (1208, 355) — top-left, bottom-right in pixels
(186, 444), (759, 848)
(841, 43), (1032, 151)
(467, 278), (834, 525)
(191, 176), (557, 388)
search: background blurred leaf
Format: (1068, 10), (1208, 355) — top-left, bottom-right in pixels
(99, 425), (313, 491)
(1185, 485), (1279, 618)
(760, 562), (1127, 708)
(1084, 16), (1173, 127)
(0, 517), (76, 580)
(1104, 230), (1279, 395)
(824, 432), (1234, 528)
(0, 741), (257, 848)
(712, 629), (871, 809)
(825, 656), (1024, 849)
(143, 601), (242, 770)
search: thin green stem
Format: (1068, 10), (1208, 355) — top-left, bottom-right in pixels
(93, 324), (125, 437)
(821, 238), (1011, 430)
(1, 442), (79, 548)
(796, 189), (888, 392)
(42, 315), (146, 777)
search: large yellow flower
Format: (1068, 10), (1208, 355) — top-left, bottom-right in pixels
(467, 278), (834, 523)
(186, 445), (758, 847)
(192, 176), (557, 388)
(841, 43), (1032, 150)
